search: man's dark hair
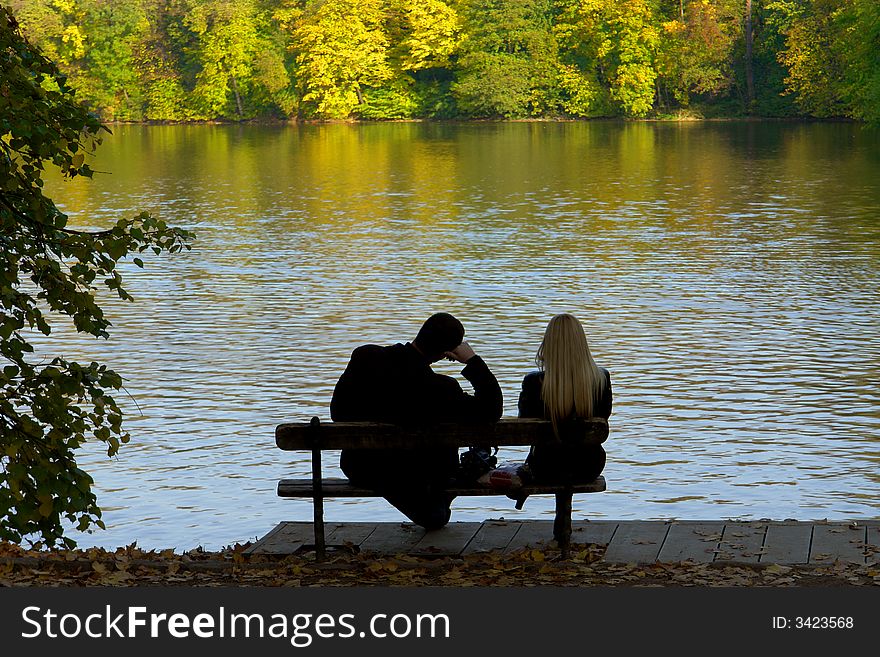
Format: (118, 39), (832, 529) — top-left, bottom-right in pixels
(414, 313), (465, 358)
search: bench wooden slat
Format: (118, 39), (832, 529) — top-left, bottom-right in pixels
(276, 417), (608, 450)
(277, 475), (606, 497)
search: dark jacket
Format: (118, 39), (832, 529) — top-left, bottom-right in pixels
(331, 343), (503, 487)
(517, 368), (612, 421)
(517, 367), (612, 483)
(331, 343), (503, 424)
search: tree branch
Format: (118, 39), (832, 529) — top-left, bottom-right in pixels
(0, 194), (118, 237)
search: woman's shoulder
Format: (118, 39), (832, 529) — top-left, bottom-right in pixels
(522, 370), (544, 385)
(518, 370), (545, 417)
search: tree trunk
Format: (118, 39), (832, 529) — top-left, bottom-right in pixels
(744, 0), (755, 109)
(680, 0), (684, 20)
(230, 75), (243, 119)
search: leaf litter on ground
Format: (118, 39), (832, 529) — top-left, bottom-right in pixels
(1, 540), (878, 588)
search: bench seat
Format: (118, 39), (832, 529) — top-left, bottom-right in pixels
(277, 476), (607, 498)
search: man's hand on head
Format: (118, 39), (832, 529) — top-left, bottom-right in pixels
(445, 341), (477, 363)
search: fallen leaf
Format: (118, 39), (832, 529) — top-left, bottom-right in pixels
(764, 564), (791, 575)
(105, 571), (133, 584)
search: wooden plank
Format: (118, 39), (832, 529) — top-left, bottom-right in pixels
(503, 520), (556, 554)
(279, 479), (374, 497)
(325, 523), (378, 549)
(359, 523), (426, 555)
(243, 522), (288, 555)
(760, 522), (812, 564)
(809, 523), (866, 565)
(278, 477), (606, 498)
(602, 521), (670, 563)
(715, 522), (767, 563)
(518, 476), (607, 495)
(276, 417), (608, 450)
(409, 522), (482, 556)
(462, 520), (523, 555)
(570, 521), (618, 546)
(866, 521), (880, 565)
(657, 522), (723, 563)
(247, 521), (326, 555)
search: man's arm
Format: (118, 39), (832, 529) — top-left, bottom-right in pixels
(443, 342), (503, 422)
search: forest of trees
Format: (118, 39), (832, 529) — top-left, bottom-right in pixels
(7, 0), (880, 123)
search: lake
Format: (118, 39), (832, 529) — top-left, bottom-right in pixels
(39, 121), (880, 550)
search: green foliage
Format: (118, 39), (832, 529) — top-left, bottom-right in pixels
(183, 0), (294, 120)
(453, 0), (559, 118)
(412, 76), (459, 118)
(837, 0), (880, 123)
(0, 8), (192, 546)
(556, 0), (660, 117)
(748, 0), (799, 117)
(357, 79), (420, 119)
(362, 0), (462, 119)
(656, 0), (739, 108)
(453, 52), (535, 117)
(291, 0), (392, 119)
(765, 0), (879, 122)
(554, 62), (607, 117)
(773, 0), (849, 117)
(11, 0), (148, 120)
(390, 0), (462, 73)
(185, 0), (259, 118)
(6, 0), (878, 122)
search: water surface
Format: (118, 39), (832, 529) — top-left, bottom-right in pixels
(40, 122), (880, 550)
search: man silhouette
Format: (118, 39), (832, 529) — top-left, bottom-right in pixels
(330, 313), (502, 529)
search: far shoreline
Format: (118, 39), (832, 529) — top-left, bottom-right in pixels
(98, 115), (860, 127)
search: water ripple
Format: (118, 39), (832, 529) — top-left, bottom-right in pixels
(35, 122), (880, 550)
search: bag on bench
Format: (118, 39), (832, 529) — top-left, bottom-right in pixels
(477, 462), (533, 510)
(457, 446), (498, 483)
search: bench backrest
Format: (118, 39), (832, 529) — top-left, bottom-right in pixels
(276, 417), (608, 450)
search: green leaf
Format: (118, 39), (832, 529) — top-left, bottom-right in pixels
(0, 6), (191, 547)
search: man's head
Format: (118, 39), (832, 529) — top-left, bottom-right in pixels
(413, 312), (465, 362)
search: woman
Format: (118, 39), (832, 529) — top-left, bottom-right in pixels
(518, 313), (612, 483)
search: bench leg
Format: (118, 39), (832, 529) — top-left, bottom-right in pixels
(554, 491), (572, 559)
(312, 446), (326, 560)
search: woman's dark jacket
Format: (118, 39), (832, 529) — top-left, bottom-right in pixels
(517, 368), (612, 482)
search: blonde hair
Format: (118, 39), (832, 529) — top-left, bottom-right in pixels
(536, 313), (606, 434)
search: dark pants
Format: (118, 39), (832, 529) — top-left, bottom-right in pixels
(527, 443), (606, 483)
(340, 447), (458, 530)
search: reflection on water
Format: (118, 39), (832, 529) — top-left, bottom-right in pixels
(39, 122), (880, 550)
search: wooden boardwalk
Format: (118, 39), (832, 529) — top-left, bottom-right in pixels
(247, 519), (880, 564)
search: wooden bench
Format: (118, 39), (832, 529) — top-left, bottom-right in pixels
(275, 417), (608, 558)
